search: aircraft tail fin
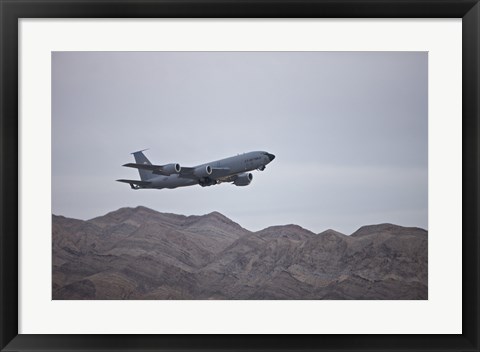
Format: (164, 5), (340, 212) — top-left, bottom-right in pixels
(131, 149), (154, 181)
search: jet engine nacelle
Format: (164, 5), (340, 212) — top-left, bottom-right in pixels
(194, 165), (212, 178)
(234, 173), (253, 186)
(161, 163), (181, 175)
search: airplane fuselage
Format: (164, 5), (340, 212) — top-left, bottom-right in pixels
(120, 151), (275, 190)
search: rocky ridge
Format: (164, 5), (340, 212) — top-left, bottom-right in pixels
(53, 206), (427, 300)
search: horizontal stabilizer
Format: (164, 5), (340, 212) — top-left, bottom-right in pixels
(116, 179), (151, 186)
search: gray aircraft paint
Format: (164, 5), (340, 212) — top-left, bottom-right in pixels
(117, 150), (275, 190)
(52, 51), (427, 234)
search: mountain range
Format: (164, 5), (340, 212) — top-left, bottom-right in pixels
(53, 206), (428, 300)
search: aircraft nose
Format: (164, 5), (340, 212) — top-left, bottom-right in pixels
(266, 153), (275, 162)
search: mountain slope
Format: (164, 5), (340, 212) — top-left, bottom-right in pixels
(52, 207), (427, 300)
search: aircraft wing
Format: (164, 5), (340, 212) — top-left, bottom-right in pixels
(210, 167), (231, 178)
(123, 163), (231, 179)
(123, 163), (185, 176)
(173, 167), (195, 178)
(122, 163), (165, 174)
(123, 163), (158, 171)
(177, 167), (231, 179)
(216, 173), (241, 183)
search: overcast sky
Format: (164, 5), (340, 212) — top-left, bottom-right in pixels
(52, 51), (427, 234)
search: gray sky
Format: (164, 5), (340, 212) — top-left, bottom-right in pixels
(52, 51), (427, 234)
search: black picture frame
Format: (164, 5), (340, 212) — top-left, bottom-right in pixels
(1, 0), (478, 351)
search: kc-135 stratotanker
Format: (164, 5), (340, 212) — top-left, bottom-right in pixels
(117, 150), (275, 190)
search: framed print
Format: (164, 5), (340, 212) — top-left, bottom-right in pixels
(1, 0), (479, 351)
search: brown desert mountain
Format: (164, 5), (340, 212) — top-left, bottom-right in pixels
(52, 206), (427, 300)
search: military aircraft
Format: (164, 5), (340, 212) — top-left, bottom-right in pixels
(117, 150), (275, 190)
